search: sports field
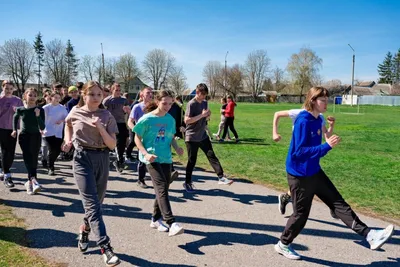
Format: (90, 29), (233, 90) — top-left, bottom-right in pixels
(175, 102), (400, 221)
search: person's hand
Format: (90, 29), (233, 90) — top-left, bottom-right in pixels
(327, 116), (335, 126)
(326, 135), (341, 148)
(144, 153), (157, 163)
(202, 109), (210, 118)
(34, 108), (40, 117)
(55, 119), (64, 125)
(273, 133), (281, 142)
(12, 106), (17, 112)
(11, 131), (17, 138)
(62, 141), (73, 152)
(92, 116), (103, 128)
(123, 106), (131, 113)
(176, 147), (184, 156)
(179, 126), (186, 133)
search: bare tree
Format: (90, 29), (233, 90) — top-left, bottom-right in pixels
(43, 39), (68, 85)
(272, 66), (286, 92)
(323, 79), (344, 95)
(286, 47), (323, 103)
(0, 38), (35, 96)
(79, 55), (97, 81)
(142, 49), (175, 90)
(225, 64), (244, 99)
(115, 53), (141, 92)
(244, 49), (271, 101)
(166, 65), (188, 95)
(202, 61), (223, 98)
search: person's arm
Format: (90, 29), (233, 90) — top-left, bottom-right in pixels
(184, 102), (209, 125)
(291, 120), (334, 159)
(11, 108), (20, 138)
(272, 110), (290, 142)
(93, 116), (117, 150)
(134, 134), (157, 163)
(37, 108), (45, 130)
(62, 117), (73, 152)
(323, 116), (335, 140)
(127, 108), (135, 130)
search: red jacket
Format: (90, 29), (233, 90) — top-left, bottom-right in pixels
(224, 101), (236, 117)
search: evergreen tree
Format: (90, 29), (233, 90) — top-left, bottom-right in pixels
(33, 32), (45, 90)
(65, 39), (79, 85)
(377, 52), (393, 84)
(392, 48), (400, 84)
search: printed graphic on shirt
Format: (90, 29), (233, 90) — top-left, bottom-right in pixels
(155, 126), (166, 143)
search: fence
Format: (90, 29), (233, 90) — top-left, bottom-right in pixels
(358, 95), (400, 106)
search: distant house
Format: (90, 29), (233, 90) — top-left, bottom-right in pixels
(357, 81), (376, 87)
(115, 76), (149, 99)
(342, 82), (393, 104)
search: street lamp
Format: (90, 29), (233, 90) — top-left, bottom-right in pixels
(224, 51), (229, 95)
(348, 44), (355, 106)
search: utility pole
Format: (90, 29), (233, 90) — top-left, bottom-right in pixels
(101, 43), (106, 86)
(348, 44), (355, 106)
(224, 51), (229, 95)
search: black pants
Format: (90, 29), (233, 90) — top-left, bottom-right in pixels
(280, 170), (370, 245)
(221, 117), (238, 140)
(185, 138), (223, 184)
(146, 163), (175, 225)
(19, 132), (41, 180)
(0, 129), (17, 173)
(126, 130), (136, 158)
(137, 161), (146, 183)
(116, 123), (129, 164)
(45, 136), (63, 170)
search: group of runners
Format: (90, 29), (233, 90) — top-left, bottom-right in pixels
(0, 79), (394, 266)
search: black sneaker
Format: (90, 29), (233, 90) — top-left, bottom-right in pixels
(100, 242), (120, 266)
(137, 180), (148, 189)
(330, 209), (339, 219)
(42, 159), (48, 168)
(3, 174), (15, 188)
(278, 193), (291, 215)
(78, 229), (90, 252)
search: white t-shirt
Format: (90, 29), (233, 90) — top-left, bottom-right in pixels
(288, 109), (325, 129)
(43, 104), (68, 138)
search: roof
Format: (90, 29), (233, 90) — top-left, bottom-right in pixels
(182, 88), (196, 95)
(358, 81), (376, 87)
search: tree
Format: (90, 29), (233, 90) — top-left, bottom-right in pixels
(65, 39), (79, 85)
(33, 32), (45, 90)
(79, 55), (97, 81)
(377, 52), (393, 84)
(286, 47), (323, 103)
(202, 61), (223, 98)
(323, 79), (343, 95)
(0, 38), (35, 96)
(244, 49), (271, 101)
(142, 49), (175, 90)
(115, 53), (141, 92)
(272, 66), (286, 92)
(225, 64), (244, 99)
(43, 39), (68, 85)
(166, 65), (188, 95)
(104, 57), (117, 86)
(392, 49), (400, 84)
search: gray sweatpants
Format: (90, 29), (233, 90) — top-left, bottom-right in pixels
(73, 148), (110, 246)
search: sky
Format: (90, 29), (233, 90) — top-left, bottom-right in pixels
(1, 0), (399, 88)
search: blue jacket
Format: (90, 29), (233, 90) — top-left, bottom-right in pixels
(286, 110), (331, 177)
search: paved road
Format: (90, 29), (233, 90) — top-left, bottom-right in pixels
(1, 152), (399, 267)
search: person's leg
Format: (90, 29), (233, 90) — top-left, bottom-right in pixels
(220, 117), (230, 140)
(276, 173), (316, 260)
(185, 141), (200, 184)
(315, 170), (370, 236)
(115, 123), (128, 165)
(147, 163), (175, 224)
(0, 129), (17, 174)
(41, 137), (48, 167)
(228, 117), (239, 140)
(126, 130), (135, 159)
(198, 138), (224, 178)
(74, 149), (109, 246)
(136, 161), (148, 187)
(45, 136), (59, 172)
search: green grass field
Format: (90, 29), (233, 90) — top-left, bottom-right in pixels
(175, 102), (400, 221)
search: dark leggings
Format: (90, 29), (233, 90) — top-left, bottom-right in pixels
(45, 136), (63, 170)
(116, 123), (129, 164)
(19, 132), (41, 180)
(0, 129), (17, 173)
(221, 117), (238, 140)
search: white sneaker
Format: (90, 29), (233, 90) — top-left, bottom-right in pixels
(25, 181), (34, 195)
(218, 176), (234, 185)
(367, 225), (394, 250)
(150, 218), (169, 232)
(31, 179), (42, 194)
(274, 241), (301, 260)
(168, 222), (184, 237)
